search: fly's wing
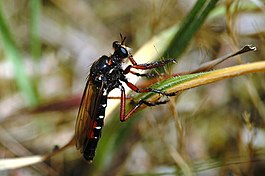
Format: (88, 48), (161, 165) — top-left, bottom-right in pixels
(75, 79), (104, 153)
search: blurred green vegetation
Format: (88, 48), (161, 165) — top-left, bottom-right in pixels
(0, 0), (265, 176)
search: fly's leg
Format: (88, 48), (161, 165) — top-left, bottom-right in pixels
(119, 85), (126, 121)
(124, 55), (176, 79)
(119, 85), (171, 122)
(125, 99), (171, 121)
(108, 96), (133, 100)
(124, 55), (176, 73)
(129, 70), (158, 78)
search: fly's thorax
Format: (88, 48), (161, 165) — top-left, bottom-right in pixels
(90, 55), (111, 75)
(91, 66), (124, 90)
(90, 55), (112, 86)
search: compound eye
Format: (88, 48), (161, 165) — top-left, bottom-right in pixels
(118, 47), (128, 58)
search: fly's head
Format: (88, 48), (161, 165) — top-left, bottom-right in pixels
(112, 40), (131, 64)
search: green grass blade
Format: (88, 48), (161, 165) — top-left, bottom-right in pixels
(135, 61), (265, 104)
(162, 0), (220, 59)
(29, 0), (41, 60)
(0, 5), (38, 106)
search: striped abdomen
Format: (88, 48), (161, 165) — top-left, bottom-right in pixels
(83, 88), (108, 161)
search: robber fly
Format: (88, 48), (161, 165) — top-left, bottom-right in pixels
(75, 35), (176, 162)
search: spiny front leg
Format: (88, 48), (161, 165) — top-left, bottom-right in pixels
(124, 57), (177, 73)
